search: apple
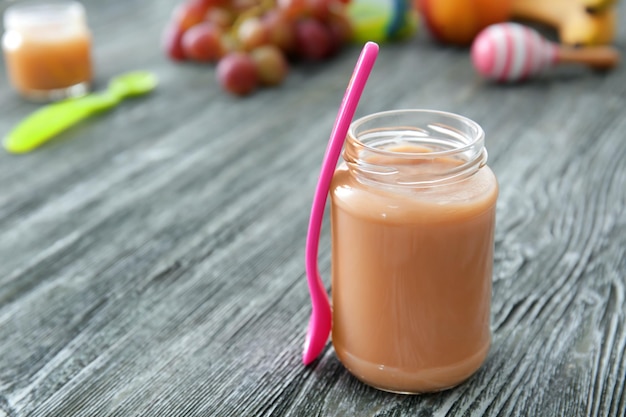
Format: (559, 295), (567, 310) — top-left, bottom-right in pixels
(417, 0), (512, 46)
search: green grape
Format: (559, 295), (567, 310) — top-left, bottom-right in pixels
(251, 45), (290, 86)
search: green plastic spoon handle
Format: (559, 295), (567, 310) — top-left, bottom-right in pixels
(4, 92), (119, 154)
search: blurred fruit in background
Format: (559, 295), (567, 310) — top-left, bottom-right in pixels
(162, 0), (424, 96)
(511, 0), (617, 46)
(162, 0), (354, 96)
(347, 0), (417, 43)
(162, 0), (620, 97)
(416, 0), (512, 46)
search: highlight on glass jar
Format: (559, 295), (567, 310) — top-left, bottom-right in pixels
(330, 109), (498, 394)
(2, 0), (93, 102)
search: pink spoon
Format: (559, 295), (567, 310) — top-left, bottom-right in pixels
(303, 41), (379, 365)
(471, 22), (620, 82)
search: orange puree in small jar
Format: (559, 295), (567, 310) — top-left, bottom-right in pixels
(2, 1), (93, 101)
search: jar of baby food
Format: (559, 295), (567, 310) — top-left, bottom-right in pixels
(330, 109), (498, 394)
(2, 1), (93, 101)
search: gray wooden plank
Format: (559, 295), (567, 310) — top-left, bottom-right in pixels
(0, 0), (625, 416)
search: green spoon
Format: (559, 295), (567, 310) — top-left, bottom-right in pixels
(4, 71), (158, 154)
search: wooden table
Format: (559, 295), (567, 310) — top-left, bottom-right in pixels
(1, 1), (624, 415)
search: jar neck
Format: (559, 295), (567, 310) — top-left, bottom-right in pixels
(343, 110), (488, 189)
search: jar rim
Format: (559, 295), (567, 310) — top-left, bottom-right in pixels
(4, 1), (86, 30)
(348, 109), (485, 159)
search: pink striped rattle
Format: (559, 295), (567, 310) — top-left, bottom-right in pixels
(471, 22), (620, 82)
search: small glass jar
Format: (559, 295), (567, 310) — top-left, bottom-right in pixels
(2, 1), (93, 101)
(330, 109), (498, 394)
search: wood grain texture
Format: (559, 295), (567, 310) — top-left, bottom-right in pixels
(0, 0), (625, 415)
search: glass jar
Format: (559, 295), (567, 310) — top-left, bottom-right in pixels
(330, 109), (498, 394)
(2, 1), (93, 101)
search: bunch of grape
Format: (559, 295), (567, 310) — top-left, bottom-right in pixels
(163, 0), (352, 96)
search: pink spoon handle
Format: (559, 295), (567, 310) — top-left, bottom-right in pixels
(303, 41), (379, 365)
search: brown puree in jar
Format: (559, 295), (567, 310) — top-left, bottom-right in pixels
(330, 144), (498, 393)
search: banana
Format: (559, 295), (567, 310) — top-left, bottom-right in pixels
(511, 0), (617, 45)
(582, 0), (617, 13)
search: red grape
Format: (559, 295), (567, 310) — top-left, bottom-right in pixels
(182, 22), (224, 62)
(307, 0), (331, 21)
(262, 10), (296, 54)
(328, 9), (352, 42)
(165, 0), (226, 60)
(231, 0), (259, 13)
(251, 45), (289, 86)
(162, 23), (187, 61)
(172, 0), (211, 30)
(327, 12), (352, 55)
(216, 52), (259, 96)
(205, 7), (234, 30)
(277, 0), (309, 19)
(294, 18), (333, 61)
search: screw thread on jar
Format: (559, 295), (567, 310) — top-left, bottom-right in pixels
(343, 109), (488, 188)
